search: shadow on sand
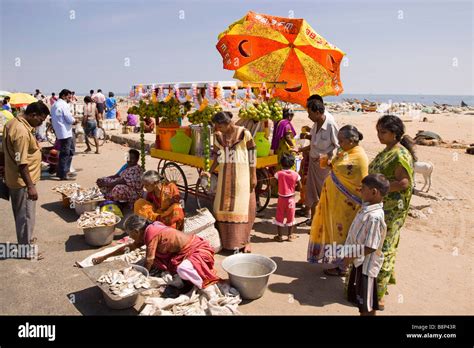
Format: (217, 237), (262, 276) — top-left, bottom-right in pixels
(66, 286), (141, 315)
(41, 201), (78, 223)
(267, 256), (353, 308)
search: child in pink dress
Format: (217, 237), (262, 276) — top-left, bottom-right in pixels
(273, 153), (301, 242)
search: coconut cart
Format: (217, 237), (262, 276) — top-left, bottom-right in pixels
(150, 147), (277, 213)
(130, 80), (289, 212)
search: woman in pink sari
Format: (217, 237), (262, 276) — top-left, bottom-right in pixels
(92, 215), (220, 290)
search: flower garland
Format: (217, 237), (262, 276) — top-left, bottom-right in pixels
(139, 113), (146, 170)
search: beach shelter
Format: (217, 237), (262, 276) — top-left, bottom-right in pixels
(8, 93), (37, 107)
(0, 90), (11, 97)
(216, 11), (345, 106)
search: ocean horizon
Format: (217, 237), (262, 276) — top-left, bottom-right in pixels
(71, 92), (473, 106)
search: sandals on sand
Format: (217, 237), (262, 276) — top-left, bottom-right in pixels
(274, 235), (285, 242)
(274, 235), (299, 242)
(323, 268), (347, 277)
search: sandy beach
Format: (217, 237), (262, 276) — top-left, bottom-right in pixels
(0, 106), (472, 315)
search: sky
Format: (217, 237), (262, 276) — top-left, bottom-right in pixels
(0, 0), (472, 95)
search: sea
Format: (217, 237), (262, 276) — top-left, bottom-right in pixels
(114, 92), (473, 106)
(323, 94), (474, 106)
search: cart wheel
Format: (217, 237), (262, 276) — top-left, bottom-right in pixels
(160, 162), (188, 203)
(87, 126), (106, 147)
(195, 174), (218, 211)
(256, 168), (271, 212)
(157, 159), (167, 173)
(95, 126), (107, 146)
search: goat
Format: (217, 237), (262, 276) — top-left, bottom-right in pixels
(414, 161), (434, 192)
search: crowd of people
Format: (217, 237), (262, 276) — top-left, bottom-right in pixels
(268, 95), (416, 315)
(0, 91), (416, 315)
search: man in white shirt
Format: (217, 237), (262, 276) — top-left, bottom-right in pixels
(33, 89), (47, 141)
(34, 89), (46, 102)
(299, 95), (339, 221)
(92, 89), (106, 120)
(50, 89), (77, 180)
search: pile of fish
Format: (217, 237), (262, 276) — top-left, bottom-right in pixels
(97, 267), (150, 297)
(122, 248), (146, 264)
(77, 211), (117, 229)
(52, 183), (82, 197)
(70, 186), (104, 204)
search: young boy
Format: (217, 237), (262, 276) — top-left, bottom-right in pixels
(273, 153), (301, 242)
(343, 173), (389, 316)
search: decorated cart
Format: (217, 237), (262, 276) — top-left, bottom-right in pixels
(128, 80), (290, 212)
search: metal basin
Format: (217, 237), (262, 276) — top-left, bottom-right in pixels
(74, 200), (103, 216)
(82, 216), (121, 247)
(221, 253), (277, 300)
(101, 265), (149, 310)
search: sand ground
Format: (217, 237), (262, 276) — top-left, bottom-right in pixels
(0, 110), (472, 315)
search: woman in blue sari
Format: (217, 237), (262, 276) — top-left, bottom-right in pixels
(105, 92), (117, 119)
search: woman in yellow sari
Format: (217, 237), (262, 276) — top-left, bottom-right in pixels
(307, 125), (368, 275)
(134, 170), (185, 230)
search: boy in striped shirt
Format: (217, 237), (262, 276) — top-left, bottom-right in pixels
(343, 173), (389, 316)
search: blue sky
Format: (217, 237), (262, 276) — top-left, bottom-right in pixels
(0, 0), (472, 95)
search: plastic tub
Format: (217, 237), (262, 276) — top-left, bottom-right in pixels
(221, 253), (277, 300)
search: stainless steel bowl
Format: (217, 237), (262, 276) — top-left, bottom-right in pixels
(74, 200), (102, 216)
(101, 265), (149, 310)
(82, 216), (121, 247)
(221, 253), (277, 300)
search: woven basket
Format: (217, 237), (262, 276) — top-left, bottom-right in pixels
(184, 208), (216, 235)
(196, 226), (222, 253)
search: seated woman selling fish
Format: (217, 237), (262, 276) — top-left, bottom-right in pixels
(92, 215), (220, 290)
(133, 170), (185, 230)
(96, 149), (143, 205)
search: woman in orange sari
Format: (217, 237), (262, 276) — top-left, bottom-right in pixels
(92, 215), (219, 289)
(134, 170), (185, 230)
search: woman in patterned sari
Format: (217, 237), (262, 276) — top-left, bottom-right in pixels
(96, 149), (143, 205)
(307, 125), (368, 274)
(368, 115), (415, 309)
(92, 215), (219, 289)
(201, 111), (257, 253)
(134, 170), (185, 230)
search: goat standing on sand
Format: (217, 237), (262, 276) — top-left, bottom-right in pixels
(414, 161), (434, 192)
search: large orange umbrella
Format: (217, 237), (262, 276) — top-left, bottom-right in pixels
(216, 11), (345, 106)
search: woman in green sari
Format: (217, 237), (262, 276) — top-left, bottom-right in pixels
(369, 115), (416, 309)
